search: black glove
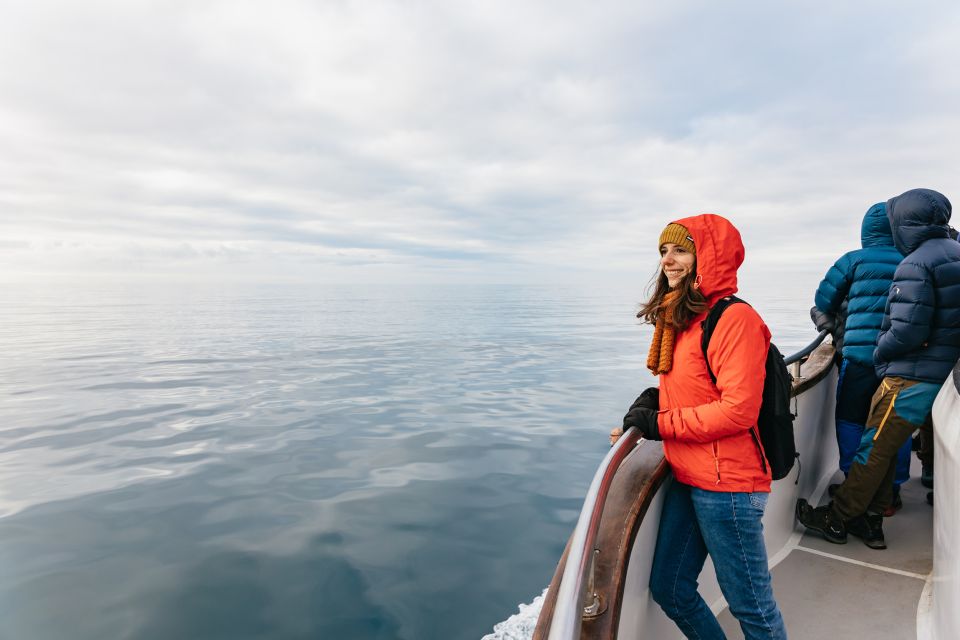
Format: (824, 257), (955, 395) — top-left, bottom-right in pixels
(623, 406), (661, 441)
(810, 306), (837, 334)
(627, 387), (659, 413)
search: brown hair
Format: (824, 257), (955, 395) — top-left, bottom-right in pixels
(637, 264), (708, 332)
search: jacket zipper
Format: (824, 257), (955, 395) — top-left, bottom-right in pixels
(750, 426), (768, 475)
(713, 441), (721, 484)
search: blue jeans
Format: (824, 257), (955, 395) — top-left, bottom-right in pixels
(650, 480), (787, 640)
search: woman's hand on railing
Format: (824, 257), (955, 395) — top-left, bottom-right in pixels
(612, 387), (660, 446)
(609, 426), (624, 446)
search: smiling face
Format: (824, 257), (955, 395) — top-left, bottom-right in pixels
(660, 242), (695, 288)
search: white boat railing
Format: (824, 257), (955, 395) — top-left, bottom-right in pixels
(546, 427), (643, 640)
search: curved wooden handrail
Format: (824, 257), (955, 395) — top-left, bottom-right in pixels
(533, 340), (837, 640)
(791, 338), (835, 395)
(784, 330), (829, 366)
(532, 441), (669, 640)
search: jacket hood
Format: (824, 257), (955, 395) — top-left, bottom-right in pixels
(861, 202), (896, 249)
(671, 213), (742, 301)
(886, 188), (952, 254)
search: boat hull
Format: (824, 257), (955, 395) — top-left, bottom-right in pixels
(930, 365), (960, 639)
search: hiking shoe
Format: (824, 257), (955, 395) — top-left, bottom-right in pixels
(921, 466), (934, 489)
(882, 493), (903, 517)
(796, 499), (847, 544)
(846, 513), (887, 549)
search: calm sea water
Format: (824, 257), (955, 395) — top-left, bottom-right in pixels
(0, 281), (819, 640)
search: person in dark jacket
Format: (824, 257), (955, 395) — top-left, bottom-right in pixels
(798, 188), (960, 549)
(810, 203), (910, 515)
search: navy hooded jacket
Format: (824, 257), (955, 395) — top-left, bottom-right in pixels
(814, 203), (902, 365)
(874, 188), (960, 383)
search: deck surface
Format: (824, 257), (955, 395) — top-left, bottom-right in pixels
(717, 463), (932, 639)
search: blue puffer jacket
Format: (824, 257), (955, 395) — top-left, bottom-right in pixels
(875, 188), (960, 383)
(814, 203), (902, 365)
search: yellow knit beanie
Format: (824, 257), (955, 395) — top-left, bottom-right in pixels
(658, 223), (695, 254)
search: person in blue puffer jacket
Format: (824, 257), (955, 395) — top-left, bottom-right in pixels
(799, 188), (960, 550)
(811, 202), (910, 515)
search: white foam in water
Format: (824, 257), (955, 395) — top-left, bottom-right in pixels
(481, 589), (547, 640)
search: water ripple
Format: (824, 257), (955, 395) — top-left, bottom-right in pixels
(0, 281), (819, 640)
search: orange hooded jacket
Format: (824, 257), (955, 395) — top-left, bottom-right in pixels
(655, 214), (773, 493)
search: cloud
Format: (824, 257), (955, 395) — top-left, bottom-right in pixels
(1, 0), (958, 283)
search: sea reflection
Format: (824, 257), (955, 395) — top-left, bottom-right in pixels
(0, 280), (821, 639)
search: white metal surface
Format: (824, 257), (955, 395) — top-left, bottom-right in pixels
(929, 371), (960, 640)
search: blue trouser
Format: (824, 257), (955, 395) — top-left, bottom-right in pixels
(835, 359), (911, 486)
(650, 479), (787, 640)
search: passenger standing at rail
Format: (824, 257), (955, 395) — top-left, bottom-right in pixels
(798, 188), (960, 549)
(610, 214), (787, 640)
(919, 224), (960, 502)
(810, 203), (910, 516)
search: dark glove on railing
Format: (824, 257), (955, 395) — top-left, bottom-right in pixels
(611, 387), (660, 445)
(627, 387), (659, 412)
(809, 305), (837, 334)
(623, 406), (661, 441)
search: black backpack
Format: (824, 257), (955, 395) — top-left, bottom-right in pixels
(700, 296), (799, 481)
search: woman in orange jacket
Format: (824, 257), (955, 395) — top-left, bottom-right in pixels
(613, 214), (787, 639)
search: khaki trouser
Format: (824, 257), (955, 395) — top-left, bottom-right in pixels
(832, 377), (922, 520)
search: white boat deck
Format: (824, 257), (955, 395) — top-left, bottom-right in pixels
(717, 464), (933, 639)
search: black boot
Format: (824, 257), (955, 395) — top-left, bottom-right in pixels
(846, 513), (886, 549)
(921, 466), (933, 489)
(796, 499), (847, 544)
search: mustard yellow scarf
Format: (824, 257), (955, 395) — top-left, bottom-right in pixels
(646, 290), (681, 375)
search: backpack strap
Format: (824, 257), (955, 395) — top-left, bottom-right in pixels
(700, 295), (747, 383)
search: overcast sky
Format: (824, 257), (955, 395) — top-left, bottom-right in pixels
(2, 1), (958, 285)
